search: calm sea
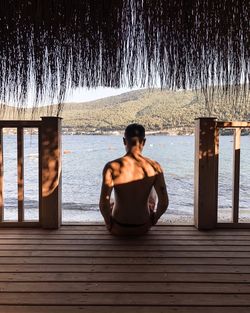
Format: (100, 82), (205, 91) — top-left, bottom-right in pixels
(2, 134), (250, 223)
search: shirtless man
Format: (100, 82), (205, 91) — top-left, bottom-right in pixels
(99, 123), (169, 235)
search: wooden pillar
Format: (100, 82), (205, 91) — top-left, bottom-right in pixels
(194, 117), (218, 230)
(17, 127), (24, 222)
(40, 117), (62, 229)
(232, 128), (241, 223)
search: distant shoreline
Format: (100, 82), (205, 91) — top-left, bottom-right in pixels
(62, 127), (195, 136)
(2, 127), (250, 136)
(61, 128), (250, 136)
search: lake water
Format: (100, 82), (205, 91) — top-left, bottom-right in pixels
(2, 134), (250, 223)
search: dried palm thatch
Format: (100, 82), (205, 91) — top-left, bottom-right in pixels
(0, 0), (249, 113)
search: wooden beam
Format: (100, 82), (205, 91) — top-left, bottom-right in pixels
(17, 127), (24, 222)
(0, 128), (3, 222)
(217, 223), (250, 229)
(0, 121), (42, 128)
(232, 128), (241, 223)
(40, 117), (62, 229)
(0, 222), (40, 228)
(194, 118), (218, 230)
(216, 121), (250, 128)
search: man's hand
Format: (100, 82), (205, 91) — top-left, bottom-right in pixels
(148, 198), (156, 211)
(148, 187), (156, 211)
(106, 215), (113, 231)
(150, 211), (157, 226)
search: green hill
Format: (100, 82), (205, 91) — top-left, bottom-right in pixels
(61, 89), (202, 132)
(1, 88), (249, 134)
(60, 89), (250, 133)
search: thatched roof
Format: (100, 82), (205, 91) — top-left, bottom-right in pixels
(0, 0), (249, 110)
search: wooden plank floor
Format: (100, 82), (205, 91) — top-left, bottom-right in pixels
(0, 224), (249, 313)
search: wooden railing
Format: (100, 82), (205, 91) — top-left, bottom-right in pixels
(0, 117), (62, 228)
(194, 117), (250, 229)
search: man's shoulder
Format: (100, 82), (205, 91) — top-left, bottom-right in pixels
(143, 156), (163, 174)
(103, 158), (124, 171)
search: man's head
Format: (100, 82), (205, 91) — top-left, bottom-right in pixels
(123, 123), (146, 151)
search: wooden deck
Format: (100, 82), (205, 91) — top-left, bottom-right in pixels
(0, 224), (250, 312)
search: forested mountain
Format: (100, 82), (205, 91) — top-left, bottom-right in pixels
(1, 89), (249, 133)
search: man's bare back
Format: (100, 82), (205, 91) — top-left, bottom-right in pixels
(99, 124), (169, 236)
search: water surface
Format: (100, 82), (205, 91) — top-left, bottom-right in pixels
(2, 134), (250, 223)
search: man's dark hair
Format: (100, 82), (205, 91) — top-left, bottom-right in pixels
(124, 124), (145, 143)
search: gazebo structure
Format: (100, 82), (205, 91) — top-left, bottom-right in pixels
(0, 1), (249, 312)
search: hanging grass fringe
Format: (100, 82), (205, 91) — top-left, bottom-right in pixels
(0, 0), (249, 114)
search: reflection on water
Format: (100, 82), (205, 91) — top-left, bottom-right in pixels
(1, 134), (250, 223)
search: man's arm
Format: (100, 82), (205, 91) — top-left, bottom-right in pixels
(99, 163), (114, 229)
(152, 166), (169, 225)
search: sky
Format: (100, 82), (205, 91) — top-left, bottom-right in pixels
(11, 86), (141, 107)
(5, 85), (141, 107)
(64, 86), (139, 103)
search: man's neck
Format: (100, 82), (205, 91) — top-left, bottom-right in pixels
(126, 146), (142, 156)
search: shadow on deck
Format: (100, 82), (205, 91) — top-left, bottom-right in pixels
(0, 224), (250, 312)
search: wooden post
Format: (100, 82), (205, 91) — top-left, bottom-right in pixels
(17, 127), (24, 222)
(194, 117), (218, 230)
(40, 117), (62, 229)
(232, 128), (241, 223)
(0, 128), (3, 222)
